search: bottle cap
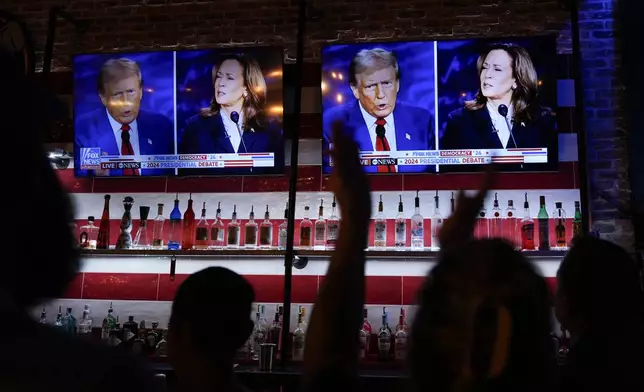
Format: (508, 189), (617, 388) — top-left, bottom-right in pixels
(88, 216), (95, 221)
(139, 206), (150, 221)
(398, 195), (403, 212)
(104, 194), (111, 200)
(555, 202), (562, 209)
(575, 201), (580, 208)
(129, 316), (134, 322)
(508, 200), (514, 207)
(415, 191), (420, 208)
(304, 206), (310, 211)
(524, 193), (529, 209)
(539, 195), (546, 204)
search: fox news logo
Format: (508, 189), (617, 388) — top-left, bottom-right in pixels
(80, 147), (101, 169)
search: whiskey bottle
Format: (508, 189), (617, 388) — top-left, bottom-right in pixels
(475, 206), (489, 239)
(168, 195), (182, 250)
(537, 196), (550, 250)
(521, 193), (535, 250)
(292, 311), (306, 361)
(151, 204), (165, 249)
(326, 196), (340, 249)
(134, 206), (151, 249)
(79, 216), (99, 249)
(377, 307), (392, 361)
(410, 191), (424, 250)
(394, 196), (406, 249)
(314, 199), (327, 250)
(96, 194), (111, 249)
(181, 194), (196, 250)
(259, 205), (273, 249)
(78, 305), (93, 339)
(122, 316), (139, 343)
(299, 206), (313, 249)
(394, 308), (408, 361)
(244, 206), (258, 249)
(373, 195), (387, 249)
(431, 191), (443, 250)
(227, 205), (240, 248)
(209, 202), (225, 249)
(490, 193), (503, 238)
(101, 302), (117, 341)
(194, 202), (209, 249)
(278, 202), (289, 250)
(505, 200), (518, 249)
(553, 202), (567, 250)
(146, 322), (161, 354)
(572, 201), (582, 241)
(268, 307), (282, 345)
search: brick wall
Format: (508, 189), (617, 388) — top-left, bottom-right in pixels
(3, 0), (632, 249)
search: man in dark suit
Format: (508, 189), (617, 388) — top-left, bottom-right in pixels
(75, 58), (174, 176)
(323, 48), (434, 174)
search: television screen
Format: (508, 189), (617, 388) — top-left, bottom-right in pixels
(321, 35), (558, 174)
(73, 47), (284, 177)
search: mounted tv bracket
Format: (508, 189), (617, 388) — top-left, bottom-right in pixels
(42, 6), (90, 75)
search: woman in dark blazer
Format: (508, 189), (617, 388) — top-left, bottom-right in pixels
(179, 53), (283, 175)
(441, 43), (556, 153)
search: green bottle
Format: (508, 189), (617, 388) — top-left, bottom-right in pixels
(537, 196), (550, 250)
(572, 201), (582, 239)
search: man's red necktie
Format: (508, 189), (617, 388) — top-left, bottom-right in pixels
(120, 124), (140, 176)
(374, 118), (396, 173)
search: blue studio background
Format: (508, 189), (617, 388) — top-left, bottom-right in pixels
(174, 47), (284, 145)
(436, 36), (557, 139)
(321, 41), (436, 121)
(73, 51), (175, 131)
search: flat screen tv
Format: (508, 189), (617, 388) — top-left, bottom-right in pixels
(73, 46), (284, 177)
(321, 35), (558, 174)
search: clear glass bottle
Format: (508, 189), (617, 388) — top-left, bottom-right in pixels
(78, 304), (93, 338)
(194, 202), (209, 250)
(326, 196), (340, 249)
(151, 204), (165, 249)
(377, 307), (392, 361)
(209, 202), (225, 249)
(39, 306), (47, 324)
(521, 193), (535, 250)
(394, 196), (406, 249)
(168, 195), (182, 250)
(156, 330), (168, 358)
(299, 205), (313, 249)
(244, 206), (258, 249)
(259, 205), (273, 249)
(490, 193), (503, 238)
(410, 191), (424, 250)
(505, 200), (518, 249)
(54, 306), (64, 329)
(475, 207), (489, 239)
(62, 307), (77, 336)
(101, 302), (117, 341)
(431, 191), (443, 250)
(537, 196), (550, 250)
(314, 199), (327, 250)
(134, 206), (151, 249)
(394, 308), (408, 361)
(553, 202), (567, 250)
(278, 202), (289, 250)
(252, 306), (268, 360)
(292, 311), (306, 361)
(373, 195), (387, 249)
(572, 201), (582, 241)
(181, 194), (196, 250)
(227, 205), (240, 248)
(79, 216), (99, 249)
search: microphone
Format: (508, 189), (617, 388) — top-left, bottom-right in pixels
(497, 104), (518, 148)
(230, 110), (251, 172)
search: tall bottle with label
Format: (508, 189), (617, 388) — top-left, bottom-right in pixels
(252, 306), (268, 360)
(505, 200), (518, 248)
(194, 202), (209, 249)
(394, 308), (408, 361)
(572, 201), (582, 243)
(181, 194), (196, 250)
(96, 194), (111, 249)
(553, 202), (567, 250)
(299, 206), (313, 249)
(151, 204), (165, 249)
(292, 310), (306, 361)
(377, 307), (392, 361)
(245, 206), (258, 249)
(394, 196), (406, 249)
(168, 195), (182, 250)
(278, 202), (289, 250)
(410, 191), (424, 250)
(78, 305), (92, 339)
(134, 206), (151, 249)
(537, 196), (550, 250)
(521, 193), (535, 250)
(227, 205), (240, 248)
(326, 196), (340, 249)
(101, 303), (117, 341)
(475, 206), (489, 239)
(373, 195), (387, 249)
(431, 191), (443, 250)
(209, 202), (225, 249)
(79, 216), (99, 249)
(314, 200), (327, 250)
(259, 205), (273, 249)
(359, 308), (372, 360)
(490, 193), (503, 238)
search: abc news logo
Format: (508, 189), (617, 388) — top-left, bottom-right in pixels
(360, 158), (397, 166)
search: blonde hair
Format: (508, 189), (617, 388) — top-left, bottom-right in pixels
(97, 58), (142, 95)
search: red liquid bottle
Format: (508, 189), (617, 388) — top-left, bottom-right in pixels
(520, 193), (535, 250)
(181, 194), (196, 250)
(96, 194), (111, 249)
(490, 192), (503, 238)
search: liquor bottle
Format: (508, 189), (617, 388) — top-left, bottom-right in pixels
(431, 191), (443, 250)
(151, 204), (165, 249)
(268, 307), (282, 345)
(326, 196), (340, 249)
(181, 194), (196, 250)
(156, 330), (168, 357)
(572, 201), (582, 241)
(521, 193), (535, 250)
(292, 311), (306, 361)
(96, 194), (111, 249)
(122, 316), (139, 343)
(39, 306), (47, 324)
(62, 307), (77, 336)
(537, 196), (550, 250)
(377, 307), (392, 361)
(278, 202), (289, 250)
(134, 206), (151, 249)
(147, 322), (161, 354)
(450, 192), (456, 215)
(553, 202), (567, 250)
(475, 206), (489, 239)
(394, 308), (408, 361)
(394, 196), (406, 249)
(108, 316), (123, 347)
(54, 306), (64, 328)
(259, 205), (273, 249)
(299, 205), (313, 249)
(194, 202), (209, 250)
(209, 202), (225, 249)
(505, 200), (518, 248)
(78, 305), (93, 338)
(410, 191), (424, 250)
(79, 216), (99, 249)
(227, 205), (240, 248)
(168, 195), (182, 250)
(359, 308), (372, 360)
(244, 206), (258, 249)
(101, 302), (117, 341)
(557, 325), (570, 366)
(299, 306), (309, 331)
(132, 330), (147, 355)
(115, 196), (135, 249)
(314, 199), (327, 250)
(490, 193), (503, 238)
(373, 195), (387, 249)
(252, 305), (268, 360)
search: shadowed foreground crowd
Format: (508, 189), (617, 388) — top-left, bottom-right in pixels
(1, 52), (643, 392)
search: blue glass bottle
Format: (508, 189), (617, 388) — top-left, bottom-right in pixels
(168, 194), (182, 250)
